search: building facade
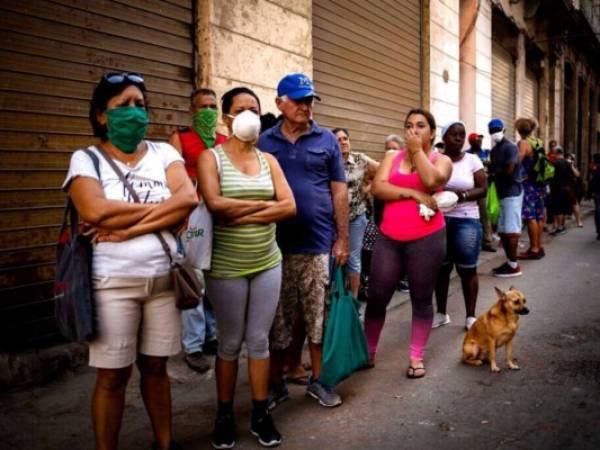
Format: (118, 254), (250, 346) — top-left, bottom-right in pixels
(0, 0), (598, 360)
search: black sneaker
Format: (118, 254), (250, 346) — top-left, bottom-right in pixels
(397, 280), (410, 293)
(493, 263), (522, 278)
(267, 381), (290, 411)
(250, 411), (282, 447)
(203, 339), (219, 356)
(211, 413), (236, 449)
(185, 351), (210, 373)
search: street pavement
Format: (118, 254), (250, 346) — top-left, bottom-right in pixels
(1, 205), (599, 450)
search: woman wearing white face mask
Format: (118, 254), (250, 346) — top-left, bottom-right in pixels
(197, 87), (296, 449)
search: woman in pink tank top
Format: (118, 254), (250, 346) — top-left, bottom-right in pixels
(364, 109), (452, 379)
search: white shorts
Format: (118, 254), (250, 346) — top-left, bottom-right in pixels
(89, 275), (181, 368)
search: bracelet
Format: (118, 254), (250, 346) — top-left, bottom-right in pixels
(462, 191), (468, 201)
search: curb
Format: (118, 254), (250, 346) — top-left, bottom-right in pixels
(0, 343), (87, 389)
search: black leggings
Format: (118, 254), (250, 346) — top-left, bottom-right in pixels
(366, 229), (446, 321)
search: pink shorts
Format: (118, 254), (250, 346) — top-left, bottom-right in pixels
(89, 275), (181, 369)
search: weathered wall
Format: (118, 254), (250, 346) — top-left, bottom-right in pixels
(429, 0), (460, 139)
(474, 0), (493, 145)
(198, 0), (313, 123)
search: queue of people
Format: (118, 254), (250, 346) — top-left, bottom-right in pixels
(64, 70), (594, 450)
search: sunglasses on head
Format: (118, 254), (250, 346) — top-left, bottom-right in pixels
(103, 72), (145, 85)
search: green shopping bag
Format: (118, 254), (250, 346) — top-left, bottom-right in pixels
(487, 181), (500, 226)
(320, 266), (369, 387)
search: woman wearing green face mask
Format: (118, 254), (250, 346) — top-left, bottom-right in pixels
(63, 73), (198, 450)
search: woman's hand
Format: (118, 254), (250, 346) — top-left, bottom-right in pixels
(405, 129), (423, 156)
(83, 226), (132, 243)
(411, 190), (437, 210)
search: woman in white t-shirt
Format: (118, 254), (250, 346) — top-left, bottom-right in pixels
(432, 121), (487, 331)
(63, 73), (197, 450)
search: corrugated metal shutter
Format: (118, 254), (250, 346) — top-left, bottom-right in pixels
(312, 0), (422, 159)
(0, 0), (195, 349)
(491, 41), (516, 139)
(523, 68), (538, 121)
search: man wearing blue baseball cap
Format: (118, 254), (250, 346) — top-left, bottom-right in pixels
(488, 118), (523, 277)
(258, 73), (348, 408)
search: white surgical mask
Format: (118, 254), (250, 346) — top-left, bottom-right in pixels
(490, 131), (504, 143)
(229, 110), (261, 142)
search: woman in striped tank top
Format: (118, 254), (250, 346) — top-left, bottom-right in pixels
(198, 87), (296, 449)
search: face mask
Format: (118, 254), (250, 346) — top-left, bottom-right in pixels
(490, 131), (504, 144)
(230, 110), (261, 142)
(106, 106), (149, 153)
(192, 108), (218, 148)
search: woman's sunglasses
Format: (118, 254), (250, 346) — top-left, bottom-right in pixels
(103, 72), (145, 85)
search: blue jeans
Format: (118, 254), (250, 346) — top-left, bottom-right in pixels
(347, 213), (368, 274)
(181, 299), (217, 354)
(443, 217), (482, 268)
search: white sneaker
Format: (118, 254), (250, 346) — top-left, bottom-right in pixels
(465, 316), (477, 330)
(432, 313), (450, 328)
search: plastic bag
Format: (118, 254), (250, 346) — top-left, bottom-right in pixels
(182, 201), (213, 271)
(433, 191), (459, 212)
(320, 266), (369, 387)
(487, 182), (500, 226)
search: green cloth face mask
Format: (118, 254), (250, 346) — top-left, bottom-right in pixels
(106, 106), (149, 154)
(192, 108), (218, 148)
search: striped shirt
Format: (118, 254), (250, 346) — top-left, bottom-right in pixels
(208, 145), (282, 279)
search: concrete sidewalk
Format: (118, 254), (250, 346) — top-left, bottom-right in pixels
(0, 201), (596, 450)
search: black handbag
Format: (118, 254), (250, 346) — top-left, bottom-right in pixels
(54, 149), (99, 342)
(95, 145), (202, 310)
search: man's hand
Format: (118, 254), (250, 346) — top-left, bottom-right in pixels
(332, 237), (349, 266)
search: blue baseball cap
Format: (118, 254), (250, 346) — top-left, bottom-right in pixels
(277, 73), (321, 101)
(488, 118), (504, 133)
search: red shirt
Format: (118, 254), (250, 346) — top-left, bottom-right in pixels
(177, 128), (228, 179)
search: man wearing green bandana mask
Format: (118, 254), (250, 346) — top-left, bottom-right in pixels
(170, 88), (228, 181)
(169, 88), (228, 373)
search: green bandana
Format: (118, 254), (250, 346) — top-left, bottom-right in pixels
(106, 106), (149, 153)
(192, 108), (218, 148)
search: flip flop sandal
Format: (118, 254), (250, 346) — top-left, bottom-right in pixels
(406, 364), (426, 379)
(286, 374), (310, 385)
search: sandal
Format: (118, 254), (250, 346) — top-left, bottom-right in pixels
(286, 364), (310, 385)
(286, 374), (310, 385)
(406, 363), (426, 379)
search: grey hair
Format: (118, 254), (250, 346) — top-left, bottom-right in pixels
(385, 134), (404, 146)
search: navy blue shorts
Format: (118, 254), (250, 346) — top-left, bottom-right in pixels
(443, 217), (482, 269)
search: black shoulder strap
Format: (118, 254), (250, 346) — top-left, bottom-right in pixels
(83, 148), (101, 179)
(62, 148), (102, 239)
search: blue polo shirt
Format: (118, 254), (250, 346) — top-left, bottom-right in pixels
(258, 121), (346, 254)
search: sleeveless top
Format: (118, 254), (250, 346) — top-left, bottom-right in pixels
(208, 145), (282, 279)
(177, 128), (228, 179)
(380, 150), (445, 242)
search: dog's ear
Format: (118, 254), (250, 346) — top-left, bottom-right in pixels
(494, 286), (505, 299)
(508, 285), (516, 291)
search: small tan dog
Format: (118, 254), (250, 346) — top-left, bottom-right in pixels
(462, 286), (529, 372)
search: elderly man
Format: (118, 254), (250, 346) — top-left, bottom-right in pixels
(258, 73), (349, 408)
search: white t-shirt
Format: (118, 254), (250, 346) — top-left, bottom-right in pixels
(63, 141), (184, 278)
(445, 152), (484, 219)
